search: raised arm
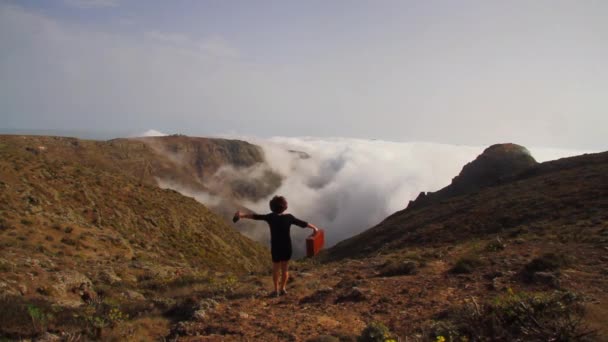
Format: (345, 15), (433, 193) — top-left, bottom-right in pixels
(289, 214), (322, 234)
(233, 211), (266, 222)
(237, 212), (256, 219)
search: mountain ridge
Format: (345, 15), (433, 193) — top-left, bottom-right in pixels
(324, 145), (608, 261)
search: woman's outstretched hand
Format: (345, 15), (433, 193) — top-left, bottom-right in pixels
(233, 211), (241, 223)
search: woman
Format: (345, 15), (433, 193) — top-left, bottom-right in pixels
(234, 196), (321, 296)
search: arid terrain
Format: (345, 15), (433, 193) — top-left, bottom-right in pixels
(1, 136), (607, 341)
(171, 145), (608, 341)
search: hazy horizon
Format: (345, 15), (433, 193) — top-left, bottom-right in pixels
(0, 127), (601, 154)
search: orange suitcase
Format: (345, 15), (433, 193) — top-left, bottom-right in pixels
(306, 229), (324, 257)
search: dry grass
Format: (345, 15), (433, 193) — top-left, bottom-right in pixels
(0, 135), (274, 339)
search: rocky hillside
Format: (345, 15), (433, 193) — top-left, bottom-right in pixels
(2, 140), (606, 341)
(114, 135), (282, 241)
(105, 135), (281, 202)
(0, 134), (282, 243)
(0, 135), (272, 338)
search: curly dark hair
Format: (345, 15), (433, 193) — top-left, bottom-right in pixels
(269, 196), (288, 213)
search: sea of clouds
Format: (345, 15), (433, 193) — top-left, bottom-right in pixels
(235, 137), (592, 248)
(140, 130), (593, 250)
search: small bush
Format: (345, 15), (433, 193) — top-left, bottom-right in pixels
(0, 296), (56, 338)
(379, 260), (418, 277)
(521, 253), (571, 282)
(61, 237), (77, 246)
(106, 307), (129, 326)
(485, 237), (506, 252)
(27, 304), (49, 333)
(450, 255), (484, 274)
(163, 297), (199, 322)
(435, 290), (595, 341)
(358, 322), (398, 342)
(524, 253), (569, 274)
(81, 301), (135, 338)
(0, 218), (12, 230)
(209, 274), (238, 295)
(0, 259), (14, 272)
(169, 273), (210, 288)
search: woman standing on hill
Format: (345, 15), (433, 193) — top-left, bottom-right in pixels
(234, 196), (321, 297)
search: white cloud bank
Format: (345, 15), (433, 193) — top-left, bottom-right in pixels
(229, 137), (593, 249)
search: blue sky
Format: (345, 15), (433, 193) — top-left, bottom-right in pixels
(1, 0), (607, 149)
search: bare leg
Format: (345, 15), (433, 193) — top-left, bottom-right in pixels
(272, 262), (280, 293)
(280, 261), (289, 291)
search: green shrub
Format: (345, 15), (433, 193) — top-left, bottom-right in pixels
(0, 296), (54, 338)
(27, 304), (49, 333)
(81, 301), (132, 337)
(209, 274), (238, 295)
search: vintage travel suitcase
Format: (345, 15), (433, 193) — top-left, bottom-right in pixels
(306, 229), (324, 257)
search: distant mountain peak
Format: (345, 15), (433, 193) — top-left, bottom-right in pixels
(408, 143), (537, 210)
(450, 143), (537, 191)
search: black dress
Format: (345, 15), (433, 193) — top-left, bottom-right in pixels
(251, 213), (308, 262)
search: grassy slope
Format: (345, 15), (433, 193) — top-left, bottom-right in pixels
(0, 135), (269, 297)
